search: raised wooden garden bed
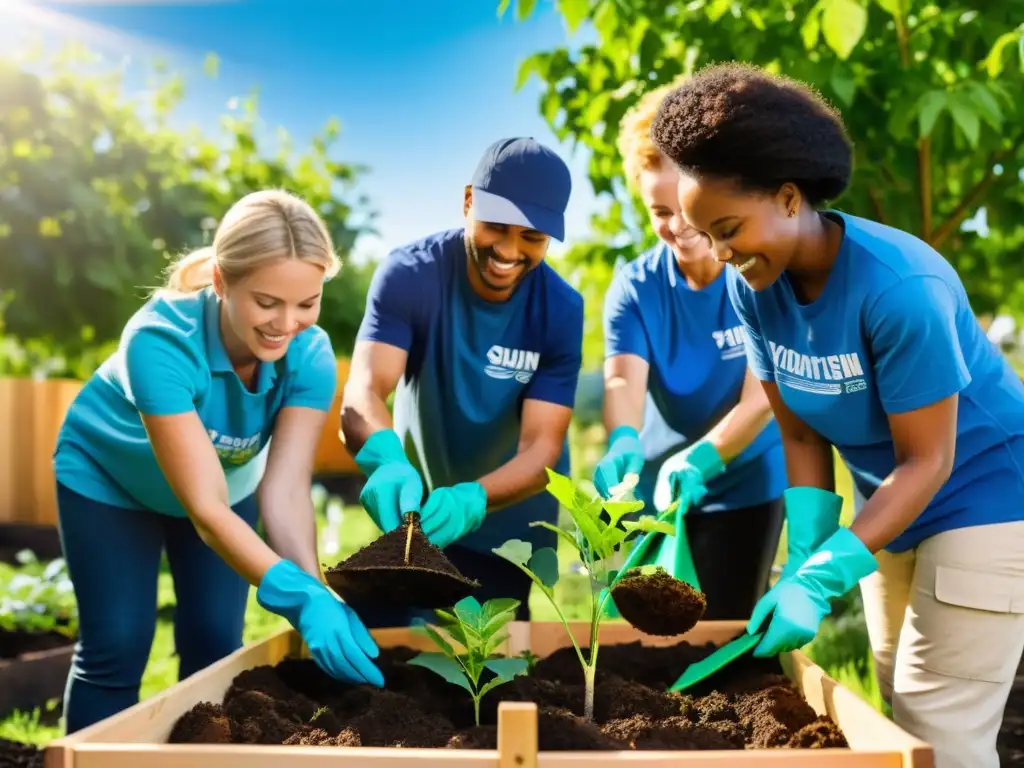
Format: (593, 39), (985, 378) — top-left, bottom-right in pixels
(43, 620), (932, 767)
(0, 636), (73, 720)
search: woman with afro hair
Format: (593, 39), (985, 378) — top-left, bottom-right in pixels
(650, 61), (1024, 768)
(591, 78), (788, 621)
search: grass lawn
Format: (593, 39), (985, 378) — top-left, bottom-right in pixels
(1, 455), (882, 745)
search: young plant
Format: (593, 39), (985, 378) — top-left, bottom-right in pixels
(0, 551), (78, 639)
(407, 596), (529, 726)
(493, 468), (675, 721)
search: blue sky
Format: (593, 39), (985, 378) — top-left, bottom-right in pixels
(0, 0), (603, 263)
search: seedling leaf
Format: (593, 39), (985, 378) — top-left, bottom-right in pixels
(482, 597), (520, 623)
(527, 547), (560, 588)
(407, 653), (474, 693)
(544, 466), (591, 512)
(493, 539), (533, 567)
(622, 518), (675, 537)
(602, 499), (645, 527)
(529, 520), (580, 551)
(423, 626), (457, 657)
(483, 657), (529, 680)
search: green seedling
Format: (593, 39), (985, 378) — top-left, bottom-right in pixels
(0, 552), (78, 638)
(493, 468), (674, 721)
(407, 596), (529, 726)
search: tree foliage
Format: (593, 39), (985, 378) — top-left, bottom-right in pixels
(0, 42), (376, 379)
(504, 0), (1024, 317)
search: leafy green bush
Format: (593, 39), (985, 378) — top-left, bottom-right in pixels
(0, 550), (78, 638)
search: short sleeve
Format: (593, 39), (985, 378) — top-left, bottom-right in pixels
(603, 267), (649, 361)
(865, 275), (971, 414)
(725, 268), (774, 381)
(355, 251), (418, 351)
(524, 298), (584, 408)
(124, 326), (200, 416)
(283, 327), (338, 412)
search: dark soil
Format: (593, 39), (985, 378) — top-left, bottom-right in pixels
(169, 638), (848, 751)
(0, 629), (72, 660)
(0, 739), (42, 768)
(611, 568), (707, 636)
(323, 513), (479, 608)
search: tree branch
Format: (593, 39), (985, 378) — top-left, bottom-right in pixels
(930, 134), (1024, 250)
(918, 138), (933, 241)
(868, 187), (886, 224)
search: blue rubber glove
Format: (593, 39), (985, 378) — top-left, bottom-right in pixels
(778, 487), (843, 580)
(418, 482), (487, 549)
(652, 439), (725, 513)
(354, 429), (423, 534)
(747, 527), (877, 658)
(592, 425), (645, 499)
(257, 559), (384, 686)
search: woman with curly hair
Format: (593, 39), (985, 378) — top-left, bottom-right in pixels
(592, 79), (787, 620)
(650, 61), (1024, 768)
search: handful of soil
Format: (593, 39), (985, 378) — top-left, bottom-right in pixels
(610, 567), (707, 636)
(324, 512), (480, 608)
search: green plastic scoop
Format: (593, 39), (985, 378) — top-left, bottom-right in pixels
(667, 628), (763, 692)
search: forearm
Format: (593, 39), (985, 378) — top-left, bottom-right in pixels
(476, 437), (562, 511)
(849, 455), (950, 553)
(340, 388), (394, 455)
(782, 433), (836, 491)
(259, 489), (322, 578)
(602, 374), (644, 434)
(703, 400), (773, 464)
(188, 503), (281, 586)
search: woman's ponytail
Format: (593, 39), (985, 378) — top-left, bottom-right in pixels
(163, 247), (216, 293)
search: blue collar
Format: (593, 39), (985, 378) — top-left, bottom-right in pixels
(201, 288), (278, 394)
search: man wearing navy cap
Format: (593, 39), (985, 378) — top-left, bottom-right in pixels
(340, 137), (583, 625)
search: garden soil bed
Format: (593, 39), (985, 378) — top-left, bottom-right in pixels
(169, 638), (849, 751)
(0, 738), (43, 768)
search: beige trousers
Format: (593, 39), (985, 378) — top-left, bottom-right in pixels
(859, 521), (1024, 768)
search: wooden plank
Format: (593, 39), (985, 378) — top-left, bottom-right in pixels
(71, 744), (497, 768)
(498, 702), (537, 768)
(538, 751), (902, 767)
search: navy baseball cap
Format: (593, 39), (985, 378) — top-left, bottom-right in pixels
(470, 137), (572, 241)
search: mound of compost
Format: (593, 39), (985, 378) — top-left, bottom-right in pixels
(323, 513), (479, 608)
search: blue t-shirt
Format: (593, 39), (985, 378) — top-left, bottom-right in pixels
(355, 228), (584, 555)
(604, 243), (788, 513)
(727, 211), (1024, 552)
(54, 286), (338, 517)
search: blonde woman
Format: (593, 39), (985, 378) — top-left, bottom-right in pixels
(53, 190), (382, 733)
(593, 82), (788, 619)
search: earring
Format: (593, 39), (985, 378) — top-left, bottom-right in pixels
(788, 208), (796, 218)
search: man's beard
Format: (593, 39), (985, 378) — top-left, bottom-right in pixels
(466, 236), (531, 293)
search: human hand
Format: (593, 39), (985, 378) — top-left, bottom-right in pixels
(256, 559), (384, 686)
(652, 439), (724, 513)
(418, 482), (487, 549)
(592, 425), (645, 499)
(747, 527), (877, 658)
(354, 429), (423, 533)
(777, 487), (843, 580)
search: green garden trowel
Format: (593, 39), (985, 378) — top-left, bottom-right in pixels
(666, 487), (845, 693)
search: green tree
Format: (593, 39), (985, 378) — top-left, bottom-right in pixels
(0, 42), (376, 379)
(503, 0), (1024, 317)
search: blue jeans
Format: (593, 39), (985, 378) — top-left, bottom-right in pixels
(55, 483), (259, 733)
